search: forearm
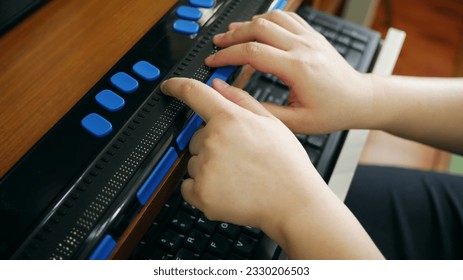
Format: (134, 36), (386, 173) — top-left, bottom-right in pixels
(362, 75), (463, 155)
(261, 174), (384, 260)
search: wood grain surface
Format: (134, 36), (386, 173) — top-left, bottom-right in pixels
(0, 0), (175, 177)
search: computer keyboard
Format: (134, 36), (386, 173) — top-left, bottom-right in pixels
(130, 186), (276, 260)
(129, 6), (380, 260)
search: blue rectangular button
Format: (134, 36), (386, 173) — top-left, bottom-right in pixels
(81, 113), (113, 137)
(189, 0), (215, 8)
(206, 66), (236, 86)
(132, 61), (160, 81)
(177, 5), (202, 21)
(176, 113), (204, 151)
(272, 0), (287, 10)
(173, 19), (200, 35)
(95, 90), (125, 112)
(136, 147), (178, 205)
(110, 72), (139, 93)
(88, 234), (116, 260)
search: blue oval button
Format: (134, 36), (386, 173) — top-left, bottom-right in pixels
(95, 89), (125, 112)
(110, 72), (139, 93)
(176, 5), (203, 20)
(173, 19), (200, 35)
(81, 113), (112, 137)
(189, 0), (215, 8)
(132, 61), (161, 81)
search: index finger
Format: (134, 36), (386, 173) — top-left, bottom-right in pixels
(161, 77), (231, 123)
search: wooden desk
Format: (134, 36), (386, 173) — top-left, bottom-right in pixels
(0, 0), (302, 178)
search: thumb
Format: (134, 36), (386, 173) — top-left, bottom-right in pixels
(261, 102), (301, 132)
(180, 178), (202, 210)
(211, 78), (272, 117)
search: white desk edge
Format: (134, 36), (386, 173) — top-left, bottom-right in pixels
(328, 28), (406, 201)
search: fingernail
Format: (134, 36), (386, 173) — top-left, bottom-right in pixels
(228, 22), (243, 29)
(160, 80), (170, 95)
(213, 33), (224, 43)
(204, 54), (215, 64)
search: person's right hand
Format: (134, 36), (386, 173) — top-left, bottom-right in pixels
(205, 10), (376, 134)
(161, 77), (384, 259)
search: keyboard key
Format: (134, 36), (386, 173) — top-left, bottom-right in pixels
(189, 0), (215, 8)
(173, 19), (200, 35)
(351, 40), (366, 52)
(305, 146), (321, 165)
(250, 87), (263, 100)
(336, 34), (351, 46)
(141, 222), (159, 243)
(334, 43), (348, 56)
(312, 24), (324, 34)
(207, 234), (233, 258)
(181, 201), (200, 216)
(217, 222), (240, 239)
(314, 17), (340, 31)
(176, 5), (203, 21)
(154, 203), (173, 224)
(132, 61), (160, 81)
(110, 72), (139, 93)
(130, 241), (147, 259)
(257, 88), (271, 102)
(81, 113), (112, 137)
(341, 28), (369, 43)
(242, 226), (262, 238)
(307, 134), (328, 148)
(345, 49), (362, 68)
(170, 211), (196, 234)
(174, 248), (199, 260)
(158, 229), (184, 254)
(195, 214), (217, 234)
(148, 248), (171, 260)
(262, 73), (278, 83)
(184, 229), (209, 254)
(295, 134), (307, 143)
(95, 89), (125, 112)
(321, 29), (337, 41)
(233, 234), (258, 258)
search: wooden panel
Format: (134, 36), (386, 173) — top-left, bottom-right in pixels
(0, 0), (175, 177)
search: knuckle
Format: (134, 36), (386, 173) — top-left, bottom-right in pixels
(287, 11), (298, 18)
(244, 41), (261, 57)
(179, 79), (199, 94)
(253, 17), (268, 28)
(268, 9), (284, 19)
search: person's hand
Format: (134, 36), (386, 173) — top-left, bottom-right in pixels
(161, 77), (384, 259)
(161, 77), (320, 232)
(205, 10), (376, 134)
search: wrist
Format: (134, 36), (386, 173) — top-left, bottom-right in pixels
(352, 73), (389, 130)
(257, 169), (326, 254)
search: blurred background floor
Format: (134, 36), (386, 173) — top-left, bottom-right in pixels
(356, 0), (463, 173)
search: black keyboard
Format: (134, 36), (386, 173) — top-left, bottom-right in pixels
(129, 7), (380, 260)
